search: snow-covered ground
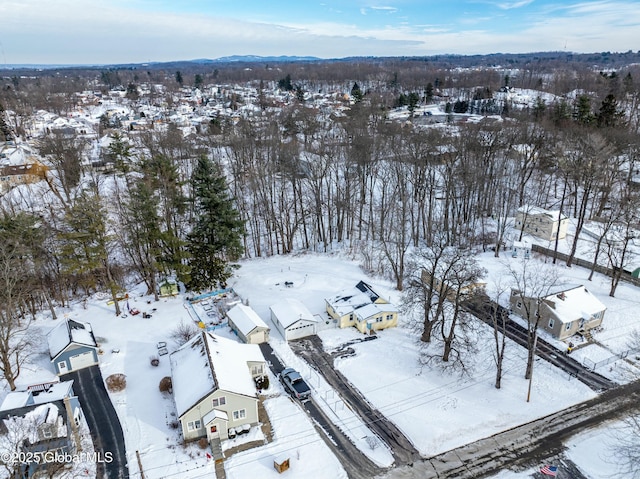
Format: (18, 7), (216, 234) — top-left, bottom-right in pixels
(4, 244), (639, 478)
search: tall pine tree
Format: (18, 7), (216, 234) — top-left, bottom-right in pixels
(186, 156), (244, 291)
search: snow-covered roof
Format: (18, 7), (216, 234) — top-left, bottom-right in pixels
(227, 304), (269, 336)
(203, 408), (228, 426)
(325, 288), (372, 317)
(544, 286), (606, 323)
(47, 319), (97, 359)
(269, 298), (316, 329)
(0, 381), (74, 411)
(354, 303), (399, 322)
(517, 205), (567, 221)
(170, 332), (264, 417)
(1, 403), (68, 444)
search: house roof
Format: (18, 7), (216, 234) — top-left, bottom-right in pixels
(326, 281), (395, 318)
(0, 402), (68, 444)
(354, 303), (399, 322)
(47, 319), (98, 359)
(269, 298), (316, 329)
(227, 304), (269, 336)
(0, 381), (74, 411)
(170, 331), (264, 418)
(203, 408), (228, 425)
(517, 205), (567, 221)
(543, 285), (606, 323)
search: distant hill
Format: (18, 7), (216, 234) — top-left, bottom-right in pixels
(195, 55), (322, 63)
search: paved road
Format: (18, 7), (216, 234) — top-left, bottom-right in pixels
(290, 335), (422, 466)
(462, 296), (616, 391)
(63, 366), (129, 479)
(377, 377), (640, 479)
(260, 343), (383, 479)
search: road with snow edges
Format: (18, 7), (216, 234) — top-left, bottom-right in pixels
(63, 366), (129, 479)
(377, 377), (640, 478)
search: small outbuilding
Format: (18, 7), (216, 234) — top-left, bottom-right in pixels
(269, 299), (317, 341)
(227, 303), (270, 344)
(159, 278), (179, 297)
(47, 319), (99, 375)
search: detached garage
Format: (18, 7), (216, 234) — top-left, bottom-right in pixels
(227, 303), (270, 344)
(269, 299), (317, 341)
(47, 319), (99, 375)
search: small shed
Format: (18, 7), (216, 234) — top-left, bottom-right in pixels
(274, 456), (290, 474)
(269, 299), (317, 341)
(47, 319), (99, 375)
(227, 304), (270, 344)
(159, 279), (179, 297)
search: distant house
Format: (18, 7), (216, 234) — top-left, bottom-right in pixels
(325, 281), (398, 334)
(47, 319), (99, 375)
(0, 380), (83, 478)
(269, 298), (318, 341)
(515, 205), (568, 242)
(170, 331), (266, 444)
(159, 278), (179, 297)
(227, 304), (270, 344)
(510, 285), (606, 340)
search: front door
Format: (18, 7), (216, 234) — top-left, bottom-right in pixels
(209, 425), (219, 439)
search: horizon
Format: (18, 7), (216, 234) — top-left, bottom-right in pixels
(1, 0), (639, 65)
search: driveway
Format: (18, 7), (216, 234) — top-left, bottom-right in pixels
(63, 366), (129, 479)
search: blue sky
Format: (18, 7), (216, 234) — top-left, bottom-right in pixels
(1, 0), (639, 64)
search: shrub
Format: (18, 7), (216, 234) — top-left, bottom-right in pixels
(159, 376), (173, 394)
(150, 356), (159, 367)
(106, 374), (126, 392)
(197, 438), (208, 449)
(171, 320), (199, 347)
(255, 375), (269, 390)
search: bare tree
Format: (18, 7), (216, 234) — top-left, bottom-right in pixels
(508, 257), (560, 384)
(170, 319), (199, 347)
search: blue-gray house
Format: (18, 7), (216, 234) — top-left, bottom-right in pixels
(47, 319), (99, 375)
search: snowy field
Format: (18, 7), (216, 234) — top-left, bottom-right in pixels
(3, 240), (639, 478)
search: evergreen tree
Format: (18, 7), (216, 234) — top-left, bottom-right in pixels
(186, 156), (244, 291)
(407, 92), (420, 116)
(175, 71), (184, 87)
(278, 74), (293, 91)
(424, 82), (434, 103)
(194, 74), (204, 89)
(0, 103), (12, 141)
(125, 83), (139, 101)
(574, 95), (594, 125)
(351, 82), (364, 103)
(597, 93), (625, 128)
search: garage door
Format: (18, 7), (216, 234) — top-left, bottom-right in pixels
(69, 351), (96, 371)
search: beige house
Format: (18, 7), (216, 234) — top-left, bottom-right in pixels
(509, 285), (606, 340)
(170, 331), (266, 444)
(227, 304), (270, 344)
(325, 281), (398, 334)
(515, 206), (568, 241)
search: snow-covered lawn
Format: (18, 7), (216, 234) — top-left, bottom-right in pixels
(4, 247), (639, 479)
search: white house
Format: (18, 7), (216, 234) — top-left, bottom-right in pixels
(227, 303), (270, 344)
(170, 331), (266, 444)
(515, 205), (568, 242)
(269, 298), (318, 341)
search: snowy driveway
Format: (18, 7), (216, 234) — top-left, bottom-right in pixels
(63, 366), (129, 479)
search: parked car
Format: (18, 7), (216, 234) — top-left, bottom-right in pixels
(280, 367), (311, 400)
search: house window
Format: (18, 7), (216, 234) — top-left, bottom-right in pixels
(251, 365), (263, 376)
(42, 429), (52, 439)
(233, 409), (246, 421)
(516, 301), (522, 309)
(376, 316), (383, 323)
(385, 314), (393, 321)
(187, 420), (202, 431)
(548, 318), (555, 329)
(212, 396), (226, 408)
(349, 313), (354, 322)
(565, 322), (572, 331)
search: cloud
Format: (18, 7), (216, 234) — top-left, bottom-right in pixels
(493, 0), (534, 9)
(0, 0), (639, 63)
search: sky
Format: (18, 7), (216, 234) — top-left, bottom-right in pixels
(0, 0), (639, 65)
